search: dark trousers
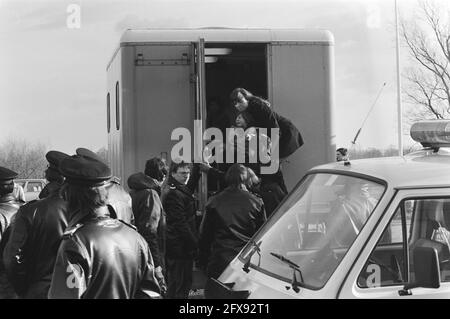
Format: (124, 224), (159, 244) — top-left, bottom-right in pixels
(166, 258), (193, 299)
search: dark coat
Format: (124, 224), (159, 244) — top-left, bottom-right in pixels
(0, 194), (22, 299)
(128, 172), (165, 269)
(199, 187), (266, 279)
(48, 207), (161, 299)
(246, 96), (304, 158)
(106, 177), (135, 225)
(163, 167), (200, 260)
(2, 190), (70, 298)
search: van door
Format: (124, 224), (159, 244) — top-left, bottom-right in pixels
(339, 188), (450, 298)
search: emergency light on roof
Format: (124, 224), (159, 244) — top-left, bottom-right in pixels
(410, 120), (450, 149)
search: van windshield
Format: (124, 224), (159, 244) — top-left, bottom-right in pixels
(239, 173), (385, 290)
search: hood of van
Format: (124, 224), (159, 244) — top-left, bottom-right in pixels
(214, 259), (303, 299)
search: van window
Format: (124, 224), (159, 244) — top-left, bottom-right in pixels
(239, 173), (385, 290)
(115, 81), (120, 130)
(107, 93), (111, 133)
(26, 182), (43, 193)
(358, 198), (450, 288)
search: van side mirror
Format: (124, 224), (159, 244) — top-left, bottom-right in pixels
(399, 245), (440, 295)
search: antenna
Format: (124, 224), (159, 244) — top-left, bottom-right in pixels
(351, 82), (387, 146)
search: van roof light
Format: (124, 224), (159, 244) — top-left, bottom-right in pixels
(410, 120), (450, 149)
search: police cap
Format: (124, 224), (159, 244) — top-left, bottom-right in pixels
(60, 155), (112, 187)
(46, 150), (70, 171)
(75, 147), (105, 164)
(0, 166), (18, 185)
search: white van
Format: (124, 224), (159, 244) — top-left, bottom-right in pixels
(211, 120), (450, 299)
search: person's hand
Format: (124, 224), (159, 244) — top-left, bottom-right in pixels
(155, 266), (167, 296)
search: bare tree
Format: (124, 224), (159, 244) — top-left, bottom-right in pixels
(0, 138), (48, 179)
(401, 0), (450, 121)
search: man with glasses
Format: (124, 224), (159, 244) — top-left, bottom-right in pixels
(163, 160), (200, 299)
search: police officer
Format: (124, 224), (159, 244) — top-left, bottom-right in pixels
(0, 166), (23, 299)
(39, 151), (68, 199)
(0, 167), (22, 243)
(48, 155), (161, 299)
(75, 147), (134, 225)
(3, 150), (71, 299)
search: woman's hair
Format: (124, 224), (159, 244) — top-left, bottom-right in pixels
(230, 88), (270, 107)
(145, 157), (168, 181)
(237, 111), (255, 128)
(225, 164), (248, 187)
(64, 184), (108, 213)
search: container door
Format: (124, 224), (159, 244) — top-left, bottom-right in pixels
(268, 43), (335, 191)
(134, 44), (193, 182)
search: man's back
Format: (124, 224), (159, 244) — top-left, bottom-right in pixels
(48, 215), (160, 299)
(199, 187), (265, 279)
(3, 192), (69, 298)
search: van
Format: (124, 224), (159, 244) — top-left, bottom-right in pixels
(211, 120), (450, 299)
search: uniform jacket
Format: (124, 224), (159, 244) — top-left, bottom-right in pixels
(0, 194), (22, 244)
(0, 194), (23, 299)
(128, 172), (166, 269)
(163, 166), (200, 259)
(199, 187), (266, 279)
(106, 177), (135, 225)
(48, 207), (161, 299)
(246, 96), (304, 158)
(3, 190), (70, 298)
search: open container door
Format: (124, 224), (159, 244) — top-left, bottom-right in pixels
(192, 38), (208, 214)
(133, 43), (193, 183)
(268, 41), (334, 191)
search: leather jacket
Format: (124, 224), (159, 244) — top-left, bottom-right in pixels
(0, 194), (22, 244)
(106, 177), (135, 225)
(128, 172), (166, 269)
(3, 190), (70, 298)
(199, 187), (266, 279)
(48, 206), (161, 299)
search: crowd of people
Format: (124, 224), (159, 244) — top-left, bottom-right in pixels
(0, 88), (305, 299)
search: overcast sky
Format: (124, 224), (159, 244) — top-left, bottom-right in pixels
(0, 0), (447, 154)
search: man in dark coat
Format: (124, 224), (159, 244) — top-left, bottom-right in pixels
(127, 157), (167, 295)
(3, 150), (71, 299)
(48, 155), (161, 299)
(0, 166), (24, 299)
(75, 147), (134, 225)
(199, 164), (266, 281)
(163, 161), (200, 299)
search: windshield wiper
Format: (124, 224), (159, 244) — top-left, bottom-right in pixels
(270, 252), (304, 293)
(242, 239), (262, 273)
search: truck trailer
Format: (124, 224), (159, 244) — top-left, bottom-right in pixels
(106, 28), (335, 205)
